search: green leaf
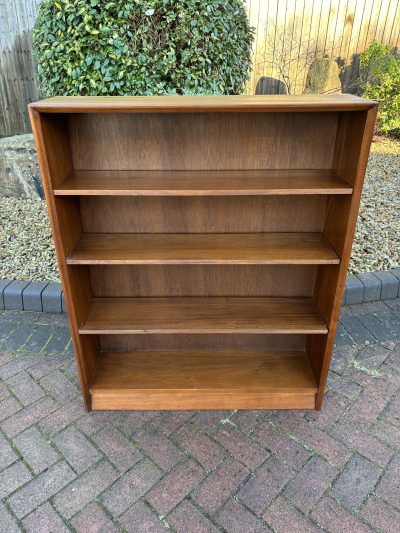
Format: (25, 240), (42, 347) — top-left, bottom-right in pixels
(33, 0), (254, 98)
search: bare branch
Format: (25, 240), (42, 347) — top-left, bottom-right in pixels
(254, 18), (358, 93)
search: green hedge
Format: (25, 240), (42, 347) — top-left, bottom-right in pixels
(33, 0), (254, 97)
(359, 41), (400, 135)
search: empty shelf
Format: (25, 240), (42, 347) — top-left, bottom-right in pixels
(90, 351), (318, 410)
(31, 94), (377, 113)
(54, 169), (353, 196)
(67, 232), (340, 265)
(79, 297), (328, 334)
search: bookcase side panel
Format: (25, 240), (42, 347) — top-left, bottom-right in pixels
(317, 110), (377, 326)
(308, 107), (378, 408)
(29, 109), (98, 410)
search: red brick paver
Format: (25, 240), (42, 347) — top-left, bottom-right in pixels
(0, 300), (399, 531)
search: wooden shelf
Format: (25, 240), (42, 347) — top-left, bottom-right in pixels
(54, 170), (352, 196)
(30, 94), (377, 113)
(79, 297), (328, 334)
(67, 232), (340, 265)
(89, 351), (318, 410)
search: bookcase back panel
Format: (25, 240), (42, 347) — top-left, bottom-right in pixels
(99, 333), (307, 352)
(89, 265), (317, 298)
(80, 196), (327, 233)
(69, 112), (338, 170)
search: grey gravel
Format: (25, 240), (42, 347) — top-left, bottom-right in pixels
(350, 136), (399, 274)
(0, 197), (58, 281)
(0, 137), (398, 281)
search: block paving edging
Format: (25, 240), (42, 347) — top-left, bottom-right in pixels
(0, 280), (66, 314)
(344, 269), (400, 305)
(1, 268), (400, 314)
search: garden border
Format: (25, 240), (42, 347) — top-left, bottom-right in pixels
(0, 269), (399, 314)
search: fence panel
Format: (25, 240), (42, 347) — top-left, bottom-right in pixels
(247, 0), (400, 94)
(0, 0), (37, 136)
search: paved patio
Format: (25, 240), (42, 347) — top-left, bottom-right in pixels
(0, 299), (399, 532)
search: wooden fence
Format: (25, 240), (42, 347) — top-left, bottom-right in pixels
(0, 0), (37, 136)
(247, 0), (400, 94)
(1, 0), (400, 136)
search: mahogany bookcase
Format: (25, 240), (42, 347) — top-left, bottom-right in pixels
(29, 95), (377, 411)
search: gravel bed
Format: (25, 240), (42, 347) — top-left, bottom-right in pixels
(0, 137), (399, 282)
(350, 136), (400, 274)
(0, 197), (59, 282)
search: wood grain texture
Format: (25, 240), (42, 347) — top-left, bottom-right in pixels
(30, 113), (72, 187)
(69, 113), (338, 171)
(55, 170), (352, 196)
(91, 391), (316, 410)
(310, 107), (378, 408)
(28, 109), (97, 410)
(89, 265), (317, 298)
(99, 333), (307, 353)
(89, 351), (317, 410)
(91, 351), (317, 391)
(80, 297), (328, 334)
(80, 196), (327, 233)
(68, 233), (339, 265)
(29, 94), (376, 113)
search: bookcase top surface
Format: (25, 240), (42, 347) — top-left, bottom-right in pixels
(29, 94), (377, 113)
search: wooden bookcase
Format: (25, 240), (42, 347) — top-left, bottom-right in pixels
(29, 95), (377, 411)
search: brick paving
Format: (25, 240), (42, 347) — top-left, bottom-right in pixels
(0, 299), (399, 532)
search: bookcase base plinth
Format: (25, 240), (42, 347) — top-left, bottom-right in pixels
(90, 392), (316, 411)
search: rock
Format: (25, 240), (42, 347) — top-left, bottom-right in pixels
(256, 77), (288, 95)
(303, 58), (341, 94)
(0, 134), (43, 198)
